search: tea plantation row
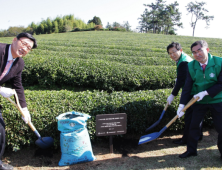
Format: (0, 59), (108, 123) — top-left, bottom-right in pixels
(22, 56), (176, 91)
(0, 32), (222, 150)
(1, 89), (213, 150)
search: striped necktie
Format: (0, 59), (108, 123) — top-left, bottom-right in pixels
(0, 60), (13, 81)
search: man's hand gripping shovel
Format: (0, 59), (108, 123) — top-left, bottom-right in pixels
(138, 97), (199, 145)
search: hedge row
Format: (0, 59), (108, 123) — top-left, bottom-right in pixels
(30, 50), (175, 66)
(22, 56), (176, 91)
(35, 44), (166, 57)
(1, 89), (213, 151)
(38, 40), (169, 52)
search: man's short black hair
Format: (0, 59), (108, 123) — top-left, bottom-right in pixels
(16, 32), (37, 49)
(191, 40), (208, 51)
(167, 42), (182, 54)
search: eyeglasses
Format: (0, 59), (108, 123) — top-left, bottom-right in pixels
(192, 48), (203, 55)
(168, 50), (178, 55)
(19, 40), (32, 51)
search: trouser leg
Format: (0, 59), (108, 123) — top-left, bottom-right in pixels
(0, 109), (5, 160)
(182, 107), (192, 142)
(182, 107), (203, 142)
(209, 103), (222, 155)
(187, 104), (206, 153)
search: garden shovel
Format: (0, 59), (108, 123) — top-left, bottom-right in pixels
(145, 102), (169, 132)
(6, 90), (54, 149)
(138, 97), (199, 145)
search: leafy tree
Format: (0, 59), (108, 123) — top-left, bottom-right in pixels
(68, 14), (75, 22)
(186, 1), (214, 36)
(144, 0), (166, 33)
(30, 22), (37, 34)
(138, 0), (182, 34)
(53, 21), (59, 33)
(112, 22), (122, 28)
(24, 26), (33, 34)
(88, 16), (102, 25)
(160, 1), (183, 34)
(76, 19), (83, 29)
(63, 19), (73, 32)
(54, 17), (64, 32)
(106, 22), (112, 29)
(73, 20), (79, 28)
(0, 30), (8, 37)
(138, 8), (153, 33)
(87, 22), (95, 29)
(123, 21), (131, 31)
(37, 24), (44, 34)
(46, 18), (53, 34)
(7, 26), (25, 36)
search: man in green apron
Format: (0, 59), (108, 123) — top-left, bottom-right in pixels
(177, 40), (222, 158)
(167, 42), (203, 145)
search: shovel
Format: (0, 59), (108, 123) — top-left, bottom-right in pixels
(145, 102), (169, 132)
(6, 90), (54, 149)
(138, 97), (199, 145)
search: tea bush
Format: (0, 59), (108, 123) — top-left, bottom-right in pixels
(22, 56), (176, 91)
(1, 89), (213, 150)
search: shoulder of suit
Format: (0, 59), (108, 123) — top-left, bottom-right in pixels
(14, 57), (25, 68)
(0, 43), (8, 53)
(178, 61), (189, 67)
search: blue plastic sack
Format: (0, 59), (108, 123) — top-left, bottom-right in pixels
(56, 111), (96, 166)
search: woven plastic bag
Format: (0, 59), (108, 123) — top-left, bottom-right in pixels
(56, 111), (96, 166)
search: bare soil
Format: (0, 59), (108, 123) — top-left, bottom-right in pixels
(3, 128), (222, 170)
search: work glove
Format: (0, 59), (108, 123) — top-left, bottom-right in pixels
(22, 107), (31, 124)
(177, 104), (185, 118)
(0, 87), (15, 98)
(194, 91), (208, 101)
(167, 94), (175, 105)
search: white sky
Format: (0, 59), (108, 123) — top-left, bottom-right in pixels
(0, 0), (220, 38)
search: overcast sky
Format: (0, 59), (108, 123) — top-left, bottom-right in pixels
(0, 0), (220, 38)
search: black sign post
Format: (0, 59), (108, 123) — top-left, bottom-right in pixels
(96, 113), (127, 153)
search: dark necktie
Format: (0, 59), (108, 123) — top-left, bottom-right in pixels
(202, 64), (206, 72)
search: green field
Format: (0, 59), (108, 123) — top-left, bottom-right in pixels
(0, 31), (222, 150)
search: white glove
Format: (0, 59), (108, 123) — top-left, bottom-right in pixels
(194, 91), (208, 101)
(177, 104), (185, 118)
(167, 94), (175, 105)
(0, 87), (15, 98)
(22, 107), (31, 124)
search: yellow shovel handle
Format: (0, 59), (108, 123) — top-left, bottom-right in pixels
(166, 97), (199, 128)
(6, 89), (36, 132)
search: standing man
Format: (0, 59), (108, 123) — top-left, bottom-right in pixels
(166, 42), (203, 145)
(0, 33), (37, 170)
(177, 40), (222, 159)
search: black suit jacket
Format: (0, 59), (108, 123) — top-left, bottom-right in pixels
(172, 61), (189, 96)
(0, 43), (27, 108)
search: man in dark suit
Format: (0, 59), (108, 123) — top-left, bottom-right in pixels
(177, 40), (222, 159)
(0, 32), (37, 170)
(166, 42), (203, 145)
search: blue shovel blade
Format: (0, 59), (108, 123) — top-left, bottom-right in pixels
(35, 137), (54, 149)
(138, 132), (160, 145)
(138, 126), (168, 145)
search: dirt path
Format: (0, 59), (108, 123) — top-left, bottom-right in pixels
(3, 128), (222, 170)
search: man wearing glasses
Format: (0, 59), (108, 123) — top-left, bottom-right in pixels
(0, 32), (37, 170)
(166, 42), (203, 145)
(177, 40), (222, 159)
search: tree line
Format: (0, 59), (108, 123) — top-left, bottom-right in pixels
(0, 15), (133, 37)
(0, 1), (214, 37)
(0, 15), (98, 37)
(138, 0), (214, 36)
